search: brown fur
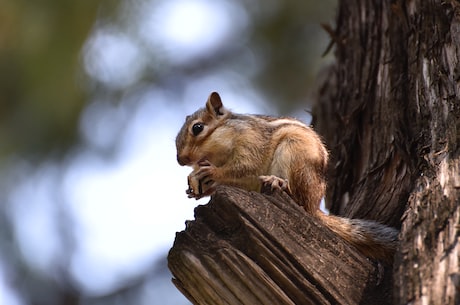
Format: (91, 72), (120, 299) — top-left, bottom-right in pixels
(176, 92), (398, 263)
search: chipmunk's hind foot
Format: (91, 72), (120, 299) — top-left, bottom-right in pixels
(259, 175), (291, 196)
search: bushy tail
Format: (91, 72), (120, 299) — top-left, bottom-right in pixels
(318, 213), (399, 263)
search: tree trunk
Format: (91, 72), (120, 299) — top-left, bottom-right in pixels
(314, 0), (460, 304)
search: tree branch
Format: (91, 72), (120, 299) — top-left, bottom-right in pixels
(168, 186), (393, 305)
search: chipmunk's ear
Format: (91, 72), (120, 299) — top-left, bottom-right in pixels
(206, 92), (226, 116)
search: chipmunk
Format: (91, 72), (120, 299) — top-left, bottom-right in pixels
(176, 92), (399, 263)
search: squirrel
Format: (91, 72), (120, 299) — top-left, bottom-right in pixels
(176, 92), (399, 263)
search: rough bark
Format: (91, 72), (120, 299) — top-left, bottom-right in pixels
(314, 0), (460, 304)
(168, 186), (392, 305)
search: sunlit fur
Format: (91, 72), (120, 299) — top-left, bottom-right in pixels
(176, 92), (398, 263)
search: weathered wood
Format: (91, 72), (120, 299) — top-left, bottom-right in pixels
(313, 0), (412, 228)
(168, 186), (392, 305)
(393, 1), (460, 300)
(314, 0), (460, 304)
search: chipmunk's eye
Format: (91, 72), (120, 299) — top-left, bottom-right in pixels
(192, 122), (204, 136)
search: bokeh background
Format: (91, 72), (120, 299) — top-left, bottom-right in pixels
(0, 0), (336, 304)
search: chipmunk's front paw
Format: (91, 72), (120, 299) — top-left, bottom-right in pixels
(259, 175), (291, 195)
(186, 161), (218, 199)
(194, 160), (217, 183)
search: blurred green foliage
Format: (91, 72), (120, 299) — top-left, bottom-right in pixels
(0, 1), (118, 159)
(0, 0), (335, 162)
(248, 0), (336, 111)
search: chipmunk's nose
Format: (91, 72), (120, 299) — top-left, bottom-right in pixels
(177, 154), (190, 166)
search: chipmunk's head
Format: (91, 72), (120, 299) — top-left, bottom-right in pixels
(176, 92), (230, 166)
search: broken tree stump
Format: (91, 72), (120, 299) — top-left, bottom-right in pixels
(168, 186), (393, 305)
